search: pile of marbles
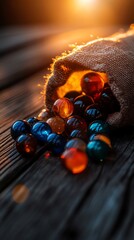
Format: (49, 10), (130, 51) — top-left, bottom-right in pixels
(11, 72), (120, 174)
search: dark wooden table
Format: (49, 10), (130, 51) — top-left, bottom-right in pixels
(0, 26), (134, 240)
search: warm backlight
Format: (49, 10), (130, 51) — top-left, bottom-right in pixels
(77, 0), (95, 7)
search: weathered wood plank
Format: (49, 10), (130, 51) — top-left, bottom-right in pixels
(0, 27), (65, 55)
(0, 128), (133, 240)
(0, 26), (133, 240)
(0, 71), (45, 186)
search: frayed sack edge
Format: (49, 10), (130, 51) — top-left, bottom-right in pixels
(44, 27), (134, 127)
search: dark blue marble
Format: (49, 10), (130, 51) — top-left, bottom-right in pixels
(99, 91), (120, 114)
(86, 140), (111, 162)
(74, 95), (94, 116)
(16, 134), (37, 157)
(31, 121), (52, 143)
(27, 117), (39, 126)
(70, 129), (88, 142)
(65, 138), (86, 152)
(47, 133), (66, 155)
(11, 120), (30, 140)
(88, 120), (110, 136)
(89, 134), (96, 141)
(85, 104), (104, 123)
(64, 91), (81, 102)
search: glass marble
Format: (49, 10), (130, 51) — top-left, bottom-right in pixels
(99, 91), (120, 114)
(74, 95), (94, 116)
(47, 133), (66, 155)
(37, 109), (51, 121)
(61, 148), (88, 174)
(88, 120), (110, 136)
(70, 129), (88, 142)
(11, 120), (31, 140)
(86, 140), (111, 162)
(31, 121), (52, 143)
(27, 117), (39, 126)
(65, 115), (87, 135)
(89, 134), (112, 148)
(44, 151), (52, 159)
(46, 116), (65, 134)
(81, 72), (104, 99)
(104, 82), (110, 89)
(102, 86), (113, 95)
(64, 91), (81, 102)
(16, 134), (37, 157)
(89, 134), (97, 141)
(65, 138), (86, 152)
(94, 134), (112, 148)
(84, 104), (104, 123)
(52, 98), (74, 118)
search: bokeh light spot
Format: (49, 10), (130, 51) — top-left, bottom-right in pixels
(12, 184), (29, 204)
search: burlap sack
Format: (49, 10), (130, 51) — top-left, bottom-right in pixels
(44, 26), (134, 127)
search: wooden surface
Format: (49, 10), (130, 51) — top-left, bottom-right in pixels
(0, 27), (134, 240)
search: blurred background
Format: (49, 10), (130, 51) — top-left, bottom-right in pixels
(0, 0), (134, 27)
(0, 0), (134, 89)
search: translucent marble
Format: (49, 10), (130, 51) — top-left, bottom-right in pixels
(16, 134), (37, 157)
(65, 138), (86, 152)
(81, 72), (104, 99)
(65, 115), (87, 135)
(37, 109), (51, 121)
(46, 116), (65, 134)
(52, 98), (74, 118)
(61, 148), (88, 174)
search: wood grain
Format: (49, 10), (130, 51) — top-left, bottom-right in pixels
(0, 128), (133, 240)
(0, 26), (133, 240)
(0, 71), (45, 189)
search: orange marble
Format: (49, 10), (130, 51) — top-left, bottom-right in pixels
(61, 148), (88, 174)
(81, 72), (104, 99)
(46, 116), (65, 134)
(52, 98), (74, 118)
(37, 109), (50, 121)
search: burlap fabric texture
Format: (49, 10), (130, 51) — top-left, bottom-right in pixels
(44, 27), (134, 127)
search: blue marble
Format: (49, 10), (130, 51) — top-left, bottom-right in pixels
(65, 138), (86, 152)
(88, 120), (110, 136)
(47, 133), (66, 155)
(64, 91), (81, 102)
(27, 117), (39, 126)
(11, 120), (30, 140)
(70, 129), (88, 142)
(85, 104), (103, 123)
(31, 121), (52, 143)
(86, 140), (111, 162)
(89, 134), (96, 141)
